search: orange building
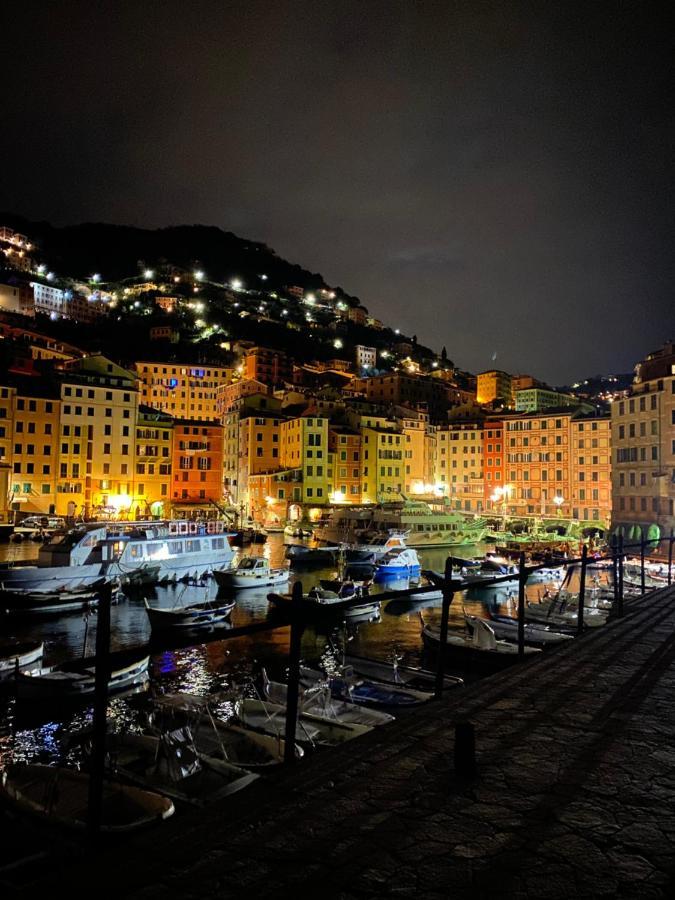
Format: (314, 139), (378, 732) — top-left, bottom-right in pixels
(502, 410), (611, 526)
(243, 347), (292, 386)
(171, 419), (224, 506)
(483, 419), (505, 510)
(329, 427), (362, 502)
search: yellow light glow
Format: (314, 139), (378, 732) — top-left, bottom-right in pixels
(108, 493), (131, 510)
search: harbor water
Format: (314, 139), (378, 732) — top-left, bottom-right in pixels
(0, 534), (572, 768)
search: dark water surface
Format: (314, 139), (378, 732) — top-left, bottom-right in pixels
(0, 535), (567, 768)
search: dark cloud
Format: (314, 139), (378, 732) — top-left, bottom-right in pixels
(1, 0), (672, 382)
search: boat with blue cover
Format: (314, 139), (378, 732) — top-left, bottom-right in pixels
(374, 547), (421, 579)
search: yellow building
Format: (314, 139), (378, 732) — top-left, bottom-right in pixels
(135, 360), (232, 422)
(433, 423), (484, 512)
(57, 355), (139, 518)
(477, 370), (513, 406)
(133, 406), (174, 517)
(238, 410), (286, 517)
(280, 414), (334, 507)
(361, 426), (404, 502)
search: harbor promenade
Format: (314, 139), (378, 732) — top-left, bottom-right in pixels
(4, 583), (675, 898)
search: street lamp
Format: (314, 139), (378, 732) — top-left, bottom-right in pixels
(553, 494), (564, 515)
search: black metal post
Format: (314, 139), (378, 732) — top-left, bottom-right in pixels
(618, 534), (624, 612)
(454, 721), (477, 779)
(434, 557), (454, 699)
(640, 537), (646, 596)
(577, 544), (587, 635)
(88, 583), (112, 836)
(668, 529), (673, 588)
(611, 536), (620, 616)
(517, 551), (526, 659)
(284, 579), (304, 765)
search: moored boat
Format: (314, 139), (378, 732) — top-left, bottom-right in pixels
(235, 697), (372, 746)
(15, 654), (150, 702)
(268, 586), (380, 620)
(464, 611), (574, 646)
(144, 598), (235, 631)
(0, 763), (174, 832)
(0, 640), (44, 677)
(1, 580), (106, 616)
(214, 557), (289, 589)
(374, 547), (421, 579)
(420, 612), (542, 664)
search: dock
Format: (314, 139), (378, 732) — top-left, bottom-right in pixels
(3, 583), (675, 898)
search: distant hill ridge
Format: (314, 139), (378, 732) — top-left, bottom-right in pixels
(0, 213), (361, 305)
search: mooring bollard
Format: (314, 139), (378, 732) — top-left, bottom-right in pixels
(454, 720), (477, 778)
(284, 579), (304, 764)
(435, 557), (454, 700)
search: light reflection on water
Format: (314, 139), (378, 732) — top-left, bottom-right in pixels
(0, 535), (583, 769)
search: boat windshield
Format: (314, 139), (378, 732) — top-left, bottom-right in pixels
(238, 558), (259, 570)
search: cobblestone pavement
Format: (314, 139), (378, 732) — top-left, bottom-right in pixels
(4, 585), (675, 899)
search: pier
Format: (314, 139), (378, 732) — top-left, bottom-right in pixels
(3, 581), (675, 898)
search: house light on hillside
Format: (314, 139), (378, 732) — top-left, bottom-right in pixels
(195, 318), (205, 327)
(380, 350), (389, 358)
(394, 328), (400, 334)
(144, 269), (154, 278)
(305, 294), (315, 305)
(36, 264), (46, 275)
(230, 278), (243, 291)
(194, 270), (205, 281)
(173, 276), (180, 283)
(333, 339), (343, 349)
(91, 273), (101, 283)
(260, 274), (268, 281)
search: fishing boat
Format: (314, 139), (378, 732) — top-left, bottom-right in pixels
(420, 613), (542, 664)
(0, 764), (174, 832)
(0, 640), (44, 677)
(342, 653), (464, 692)
(213, 557), (290, 589)
(97, 728), (258, 807)
(15, 654), (150, 701)
(144, 597), (235, 631)
(0, 520), (235, 593)
(314, 499), (487, 548)
(228, 526), (267, 547)
(152, 692), (303, 767)
(374, 547), (421, 579)
(524, 599), (608, 628)
(268, 586), (380, 620)
(1, 579), (106, 616)
(463, 611), (574, 646)
(298, 665), (435, 708)
(284, 544), (341, 565)
(260, 669), (395, 727)
(235, 697), (372, 746)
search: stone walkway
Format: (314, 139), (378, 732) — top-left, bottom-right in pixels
(4, 585), (675, 898)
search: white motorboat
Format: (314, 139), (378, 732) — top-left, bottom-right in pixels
(152, 692), (304, 766)
(464, 612), (574, 646)
(420, 613), (542, 664)
(0, 520), (235, 593)
(524, 600), (607, 628)
(260, 670), (395, 727)
(374, 547), (422, 579)
(99, 729), (258, 807)
(213, 557), (290, 589)
(235, 697), (372, 746)
(344, 531), (408, 564)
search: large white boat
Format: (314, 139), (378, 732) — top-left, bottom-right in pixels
(314, 500), (487, 549)
(0, 521), (235, 592)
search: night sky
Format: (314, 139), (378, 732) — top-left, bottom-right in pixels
(2, 1), (672, 383)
